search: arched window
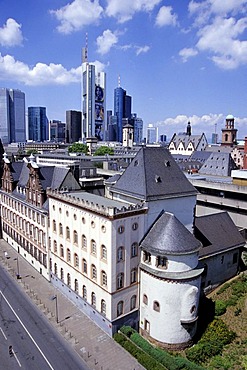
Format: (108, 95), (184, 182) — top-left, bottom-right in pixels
(117, 247), (124, 262)
(143, 251), (151, 264)
(91, 264), (97, 280)
(82, 285), (87, 300)
(67, 248), (71, 262)
(130, 268), (137, 284)
(101, 270), (107, 287)
(117, 273), (124, 289)
(156, 256), (168, 269)
(130, 295), (137, 310)
(101, 299), (106, 316)
(91, 240), (97, 255)
(66, 226), (70, 240)
(91, 292), (96, 308)
(74, 279), (79, 293)
(53, 220), (56, 232)
(131, 242), (138, 258)
(82, 234), (87, 249)
(59, 223), (63, 236)
(117, 301), (123, 317)
(153, 301), (160, 312)
(73, 230), (78, 244)
(67, 273), (71, 287)
(82, 258), (87, 274)
(60, 268), (64, 281)
(74, 253), (79, 268)
(101, 245), (107, 260)
(53, 240), (57, 253)
(143, 294), (148, 305)
(54, 263), (57, 275)
(60, 244), (64, 258)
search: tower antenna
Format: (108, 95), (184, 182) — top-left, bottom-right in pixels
(82, 32), (88, 63)
(118, 74), (121, 87)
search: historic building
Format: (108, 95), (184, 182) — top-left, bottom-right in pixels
(0, 147), (245, 345)
(169, 122), (208, 155)
(0, 154), (81, 280)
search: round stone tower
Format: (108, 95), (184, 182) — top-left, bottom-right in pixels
(139, 211), (203, 350)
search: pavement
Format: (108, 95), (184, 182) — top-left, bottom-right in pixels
(0, 239), (145, 370)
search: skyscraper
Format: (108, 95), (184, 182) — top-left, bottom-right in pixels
(28, 106), (48, 142)
(81, 42), (106, 141)
(66, 110), (82, 143)
(114, 86), (132, 142)
(49, 120), (66, 142)
(0, 88), (26, 144)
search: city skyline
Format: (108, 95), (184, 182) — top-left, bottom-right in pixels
(0, 0), (247, 141)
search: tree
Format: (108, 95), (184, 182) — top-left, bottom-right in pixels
(68, 143), (88, 154)
(26, 149), (39, 156)
(93, 146), (114, 156)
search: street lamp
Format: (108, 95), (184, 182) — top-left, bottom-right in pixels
(51, 295), (59, 323)
(14, 257), (21, 279)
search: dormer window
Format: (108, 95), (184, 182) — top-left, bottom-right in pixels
(143, 251), (151, 264)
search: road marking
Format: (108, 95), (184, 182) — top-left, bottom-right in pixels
(0, 326), (7, 340)
(0, 290), (55, 370)
(13, 349), (22, 367)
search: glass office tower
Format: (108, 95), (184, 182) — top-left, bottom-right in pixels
(28, 106), (48, 142)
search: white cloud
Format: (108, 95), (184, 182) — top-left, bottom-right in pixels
(183, 1), (247, 69)
(105, 0), (162, 23)
(179, 47), (198, 62)
(0, 18), (23, 47)
(135, 45), (150, 55)
(196, 16), (247, 69)
(96, 29), (118, 55)
(155, 6), (178, 27)
(50, 0), (103, 34)
(0, 53), (105, 86)
(155, 113), (224, 138)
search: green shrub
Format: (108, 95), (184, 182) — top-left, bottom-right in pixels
(215, 300), (227, 316)
(119, 326), (136, 337)
(113, 332), (126, 346)
(186, 319), (236, 365)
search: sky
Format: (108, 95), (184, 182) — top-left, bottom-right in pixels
(0, 0), (247, 142)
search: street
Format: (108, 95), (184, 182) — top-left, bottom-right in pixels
(0, 264), (90, 370)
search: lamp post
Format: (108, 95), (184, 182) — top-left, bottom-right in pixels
(51, 295), (59, 323)
(14, 257), (21, 279)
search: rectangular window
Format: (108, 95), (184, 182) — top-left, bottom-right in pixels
(233, 252), (238, 264)
(144, 319), (150, 333)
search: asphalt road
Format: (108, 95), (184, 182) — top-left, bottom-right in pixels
(0, 264), (90, 370)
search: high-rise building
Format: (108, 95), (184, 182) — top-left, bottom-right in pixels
(81, 44), (106, 141)
(0, 88), (26, 144)
(66, 110), (82, 143)
(114, 86), (132, 142)
(147, 124), (158, 144)
(130, 114), (143, 144)
(49, 120), (66, 142)
(28, 107), (48, 142)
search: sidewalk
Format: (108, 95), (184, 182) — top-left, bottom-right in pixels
(0, 239), (144, 370)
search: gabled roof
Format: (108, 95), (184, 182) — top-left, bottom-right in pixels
(140, 211), (201, 255)
(12, 162), (71, 191)
(169, 133), (206, 151)
(111, 147), (197, 201)
(194, 212), (245, 258)
(198, 152), (237, 176)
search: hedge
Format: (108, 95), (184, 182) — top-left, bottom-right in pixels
(118, 327), (204, 370)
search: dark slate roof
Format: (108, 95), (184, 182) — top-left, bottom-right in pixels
(194, 212), (245, 258)
(198, 152), (237, 176)
(39, 166), (69, 189)
(10, 162), (24, 183)
(169, 133), (204, 150)
(111, 147), (197, 201)
(141, 212), (201, 255)
(189, 151), (212, 162)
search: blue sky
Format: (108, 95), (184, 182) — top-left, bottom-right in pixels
(0, 0), (247, 141)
